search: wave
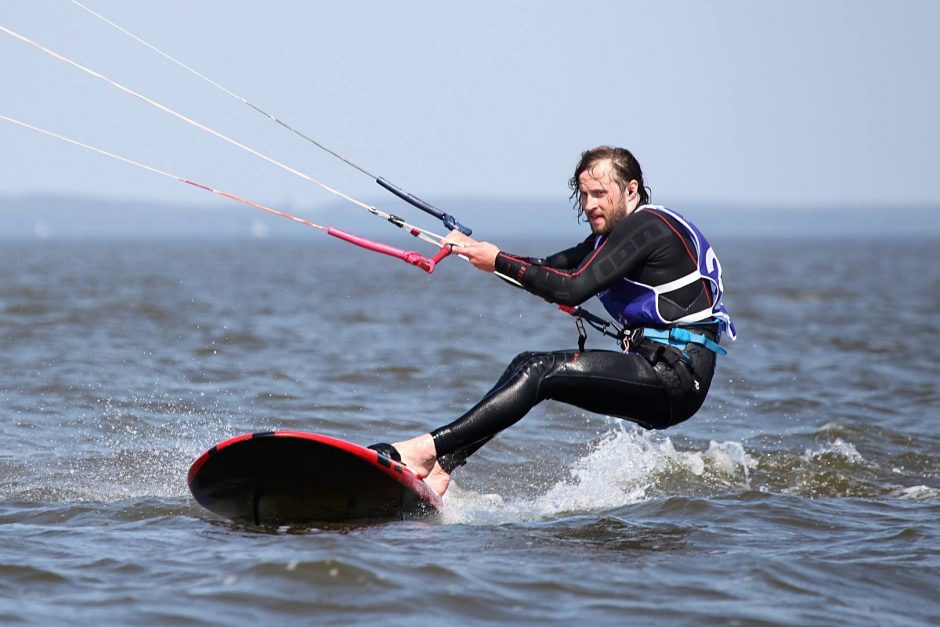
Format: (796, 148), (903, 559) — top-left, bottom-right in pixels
(441, 423), (940, 525)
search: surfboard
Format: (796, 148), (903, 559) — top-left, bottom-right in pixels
(187, 431), (443, 525)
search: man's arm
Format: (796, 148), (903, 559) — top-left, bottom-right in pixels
(494, 212), (676, 306)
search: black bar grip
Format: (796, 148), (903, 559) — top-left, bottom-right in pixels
(376, 177), (472, 235)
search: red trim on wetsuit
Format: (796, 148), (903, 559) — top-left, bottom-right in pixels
(499, 238), (608, 281)
(647, 210), (713, 307)
(494, 208), (713, 313)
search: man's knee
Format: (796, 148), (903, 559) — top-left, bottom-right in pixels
(511, 351), (557, 378)
(508, 351), (539, 365)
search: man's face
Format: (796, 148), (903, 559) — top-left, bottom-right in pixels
(578, 159), (632, 235)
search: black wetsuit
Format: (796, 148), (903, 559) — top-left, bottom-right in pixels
(431, 209), (724, 471)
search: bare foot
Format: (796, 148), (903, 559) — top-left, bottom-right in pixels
(424, 461), (451, 496)
(393, 433), (452, 497)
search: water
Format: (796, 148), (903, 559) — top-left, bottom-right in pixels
(1, 234), (938, 625)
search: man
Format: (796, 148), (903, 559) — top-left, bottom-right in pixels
(371, 146), (735, 496)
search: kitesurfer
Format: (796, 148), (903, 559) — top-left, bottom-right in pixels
(372, 146), (735, 496)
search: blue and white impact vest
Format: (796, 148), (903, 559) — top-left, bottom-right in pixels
(595, 205), (736, 341)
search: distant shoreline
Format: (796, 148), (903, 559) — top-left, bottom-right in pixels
(1, 194), (937, 240)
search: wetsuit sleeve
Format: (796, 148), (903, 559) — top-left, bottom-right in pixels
(498, 237), (595, 271)
(493, 211), (678, 306)
(540, 238), (597, 269)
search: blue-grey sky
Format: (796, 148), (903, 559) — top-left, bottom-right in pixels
(1, 0), (938, 215)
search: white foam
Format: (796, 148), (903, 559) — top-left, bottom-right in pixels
(893, 485), (940, 501)
(802, 437), (864, 464)
(703, 440), (753, 482)
(443, 427), (756, 524)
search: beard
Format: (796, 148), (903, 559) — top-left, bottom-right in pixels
(590, 199), (630, 235)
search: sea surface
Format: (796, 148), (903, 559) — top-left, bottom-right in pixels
(1, 233), (938, 625)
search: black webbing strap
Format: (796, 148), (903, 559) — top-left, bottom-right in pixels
(633, 341), (697, 391)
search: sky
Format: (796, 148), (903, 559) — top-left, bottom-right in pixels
(1, 0), (938, 218)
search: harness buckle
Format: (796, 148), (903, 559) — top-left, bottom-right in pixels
(620, 327), (642, 353)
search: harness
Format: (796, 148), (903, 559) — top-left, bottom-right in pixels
(632, 327), (726, 357)
(561, 305), (724, 392)
(593, 206), (736, 341)
(561, 305), (723, 353)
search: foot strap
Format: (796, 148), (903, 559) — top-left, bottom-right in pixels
(367, 442), (402, 462)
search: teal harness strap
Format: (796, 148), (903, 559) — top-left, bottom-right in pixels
(639, 327), (728, 356)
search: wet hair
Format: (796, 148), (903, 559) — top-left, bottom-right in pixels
(568, 146), (652, 221)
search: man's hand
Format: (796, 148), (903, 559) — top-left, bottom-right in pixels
(443, 230), (499, 273)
